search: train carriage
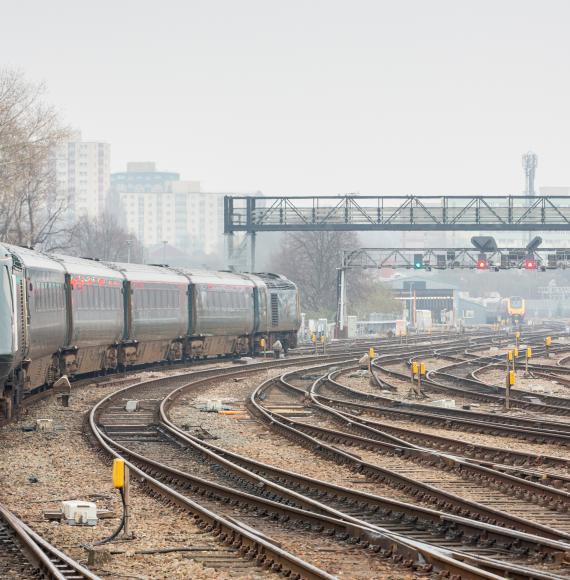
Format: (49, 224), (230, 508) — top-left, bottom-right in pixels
(105, 263), (189, 365)
(6, 246), (68, 391)
(174, 269), (255, 357)
(52, 254), (125, 375)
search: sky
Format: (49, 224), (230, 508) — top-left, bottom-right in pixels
(2, 0), (570, 196)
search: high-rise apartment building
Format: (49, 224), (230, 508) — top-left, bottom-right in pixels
(110, 162), (226, 257)
(54, 133), (110, 219)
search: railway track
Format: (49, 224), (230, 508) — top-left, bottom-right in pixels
(87, 339), (557, 579)
(268, 368), (570, 538)
(0, 501), (98, 580)
(91, 354), (443, 579)
(307, 378), (570, 512)
(74, 328), (568, 578)
(162, 394), (570, 577)
(245, 367), (570, 578)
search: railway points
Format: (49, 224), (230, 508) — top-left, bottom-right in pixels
(3, 325), (570, 578)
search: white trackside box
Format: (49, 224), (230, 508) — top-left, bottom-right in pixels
(61, 500), (98, 526)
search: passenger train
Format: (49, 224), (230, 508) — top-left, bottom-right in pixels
(499, 296), (526, 325)
(0, 244), (300, 419)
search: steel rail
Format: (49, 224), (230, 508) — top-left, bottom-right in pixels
(159, 376), (570, 566)
(309, 380), (570, 513)
(90, 347), (536, 579)
(263, 368), (570, 542)
(89, 350), (507, 578)
(372, 364), (570, 442)
(324, 369), (570, 468)
(0, 501), (99, 580)
(248, 370), (570, 578)
(89, 375), (336, 580)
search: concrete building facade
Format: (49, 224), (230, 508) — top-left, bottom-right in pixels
(110, 162), (224, 257)
(54, 133), (110, 219)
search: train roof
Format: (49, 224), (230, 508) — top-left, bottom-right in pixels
(246, 272), (297, 290)
(51, 254), (124, 280)
(171, 267), (255, 287)
(5, 245), (65, 273)
(103, 261), (188, 285)
(0, 244), (10, 268)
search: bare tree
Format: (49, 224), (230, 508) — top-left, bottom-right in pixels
(272, 231), (362, 316)
(0, 69), (71, 248)
(68, 213), (144, 263)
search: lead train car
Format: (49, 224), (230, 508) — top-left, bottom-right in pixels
(0, 245), (300, 419)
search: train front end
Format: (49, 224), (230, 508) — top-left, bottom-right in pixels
(508, 296), (525, 324)
(0, 246), (16, 415)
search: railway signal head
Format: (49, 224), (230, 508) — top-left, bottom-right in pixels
(476, 258), (488, 270)
(413, 254), (423, 269)
(524, 258), (537, 270)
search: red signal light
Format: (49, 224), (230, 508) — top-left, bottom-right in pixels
(476, 259), (488, 269)
(524, 259), (537, 270)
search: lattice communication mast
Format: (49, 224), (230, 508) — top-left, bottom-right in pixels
(522, 151), (538, 196)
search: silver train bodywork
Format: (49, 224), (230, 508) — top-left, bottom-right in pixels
(0, 245), (300, 419)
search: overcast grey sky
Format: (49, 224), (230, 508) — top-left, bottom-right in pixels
(2, 0), (569, 195)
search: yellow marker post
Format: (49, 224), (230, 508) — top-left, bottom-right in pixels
(506, 369), (516, 410)
(525, 346), (532, 377)
(112, 458), (131, 536)
(368, 347), (375, 373)
(545, 336), (552, 358)
(418, 362), (426, 391)
(112, 458), (125, 489)
(411, 361), (418, 384)
(320, 334), (326, 354)
(260, 337), (266, 359)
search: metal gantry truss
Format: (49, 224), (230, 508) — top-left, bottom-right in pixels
(225, 195), (570, 232)
(341, 246), (570, 271)
(336, 245), (570, 334)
